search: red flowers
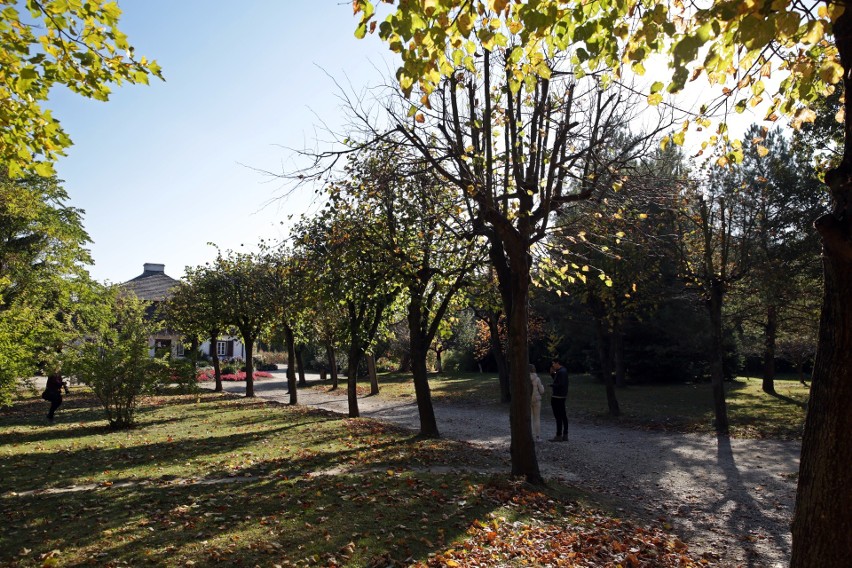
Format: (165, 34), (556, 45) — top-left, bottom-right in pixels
(196, 370), (273, 382)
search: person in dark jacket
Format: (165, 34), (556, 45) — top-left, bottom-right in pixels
(549, 358), (569, 441)
(43, 373), (65, 423)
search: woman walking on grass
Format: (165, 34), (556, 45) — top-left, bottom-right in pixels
(42, 372), (66, 423)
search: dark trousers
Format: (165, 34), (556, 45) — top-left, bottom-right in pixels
(47, 394), (62, 418)
(551, 396), (568, 436)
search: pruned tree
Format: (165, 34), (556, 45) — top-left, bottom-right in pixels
(374, 56), (667, 482)
(294, 211), (399, 417)
(214, 251), (276, 398)
(329, 140), (485, 436)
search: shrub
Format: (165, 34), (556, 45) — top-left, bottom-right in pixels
(443, 349), (478, 373)
(67, 292), (166, 429)
(168, 358), (199, 394)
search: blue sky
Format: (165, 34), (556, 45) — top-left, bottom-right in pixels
(50, 1), (393, 283)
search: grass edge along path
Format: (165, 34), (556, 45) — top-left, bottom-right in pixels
(370, 372), (809, 440)
(1, 390), (712, 567)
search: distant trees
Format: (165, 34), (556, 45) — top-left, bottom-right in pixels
(727, 126), (826, 395)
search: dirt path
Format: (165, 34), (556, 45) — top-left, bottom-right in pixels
(219, 373), (798, 568)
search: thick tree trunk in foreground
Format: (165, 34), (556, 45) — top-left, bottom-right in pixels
(790, 26), (852, 553)
(791, 211), (852, 566)
(762, 304), (778, 395)
(706, 280), (730, 435)
(503, 256), (542, 485)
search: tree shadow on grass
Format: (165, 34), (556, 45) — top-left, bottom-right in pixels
(766, 391), (807, 409)
(0, 469), (502, 568)
(0, 398), (348, 495)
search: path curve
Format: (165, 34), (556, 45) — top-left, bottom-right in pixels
(219, 372), (799, 568)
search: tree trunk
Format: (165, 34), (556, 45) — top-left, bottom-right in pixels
(210, 329), (222, 392)
(408, 300), (439, 438)
(284, 325), (297, 405)
(397, 350), (412, 373)
(501, 251), (543, 485)
(593, 316), (621, 417)
(346, 344), (361, 417)
(243, 336), (255, 398)
(326, 340), (339, 390)
(707, 280), (730, 435)
(791, 21), (852, 555)
(791, 215), (852, 566)
(295, 344), (307, 387)
(762, 304), (778, 395)
(435, 348), (444, 374)
(488, 311), (510, 403)
(367, 353), (379, 395)
(613, 320), (627, 388)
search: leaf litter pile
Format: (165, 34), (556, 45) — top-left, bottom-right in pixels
(415, 481), (704, 568)
(1, 391), (710, 567)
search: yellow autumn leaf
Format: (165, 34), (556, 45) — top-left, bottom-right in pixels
(756, 145), (769, 157)
(819, 60), (843, 84)
(457, 12), (474, 36)
(489, 0), (510, 13)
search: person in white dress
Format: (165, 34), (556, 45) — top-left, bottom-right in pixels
(529, 364), (546, 441)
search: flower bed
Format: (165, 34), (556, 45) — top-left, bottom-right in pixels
(196, 370), (273, 382)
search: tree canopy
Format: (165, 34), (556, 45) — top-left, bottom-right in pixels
(1, 0), (162, 177)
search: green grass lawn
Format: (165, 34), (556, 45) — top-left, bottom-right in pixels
(374, 371), (809, 439)
(1, 389), (706, 567)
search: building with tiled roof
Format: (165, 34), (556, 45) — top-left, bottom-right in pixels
(121, 263), (182, 357)
(121, 263), (179, 302)
(120, 263), (245, 362)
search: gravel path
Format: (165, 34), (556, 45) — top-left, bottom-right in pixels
(222, 372), (798, 567)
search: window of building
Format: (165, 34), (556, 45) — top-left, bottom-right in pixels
(216, 341), (227, 356)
